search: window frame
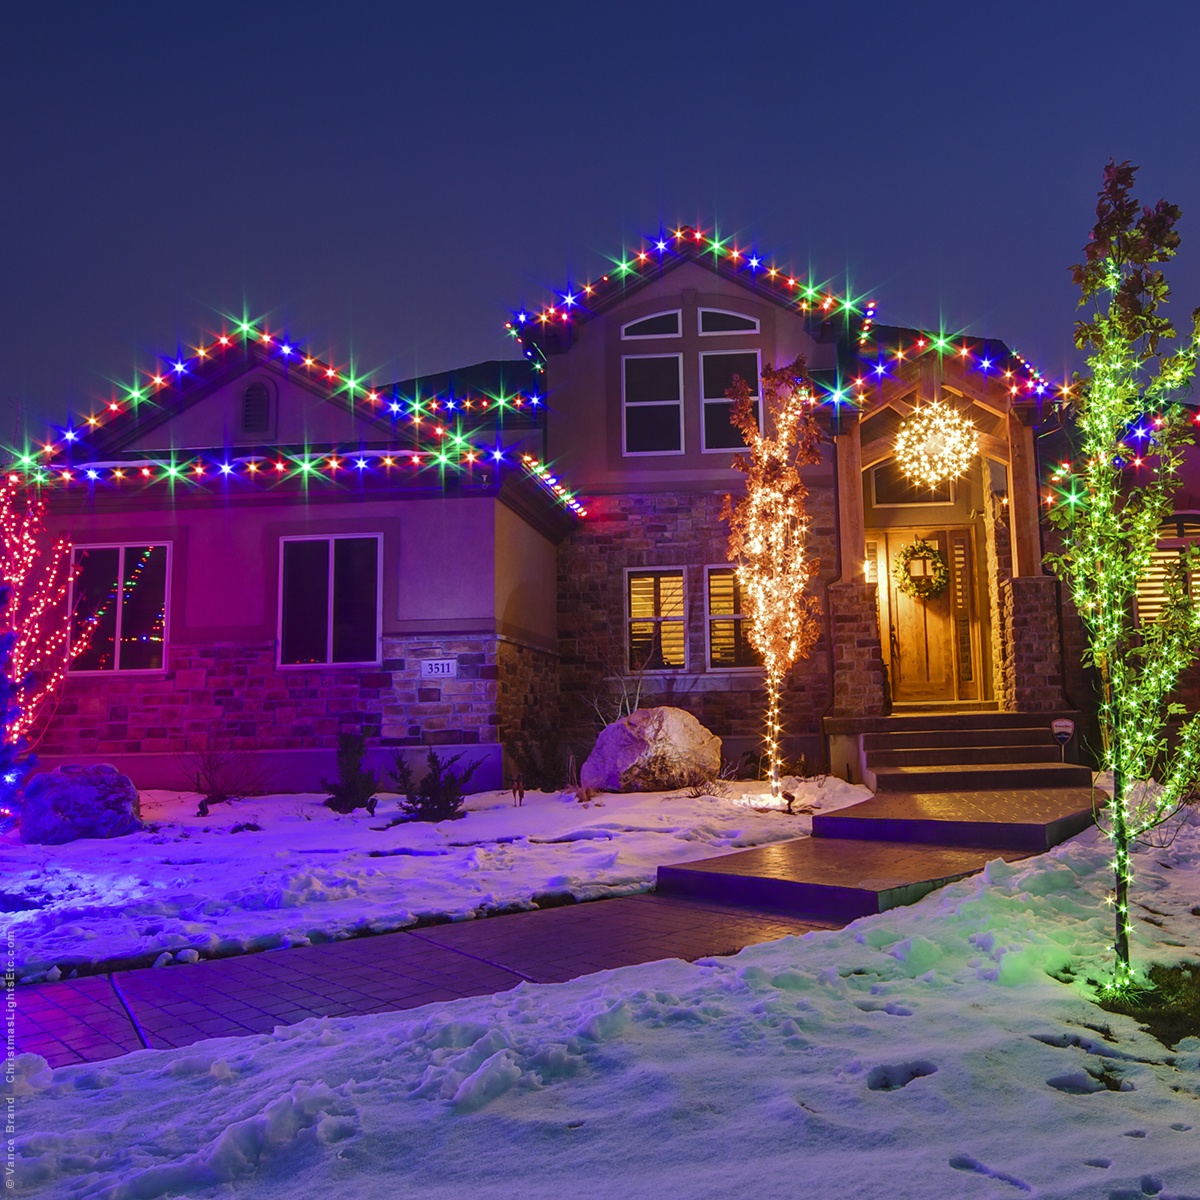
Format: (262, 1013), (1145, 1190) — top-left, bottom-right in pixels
(620, 309), (682, 340)
(625, 567), (688, 673)
(871, 463), (956, 508)
(621, 352), (685, 457)
(704, 564), (762, 672)
(698, 308), (761, 336)
(1135, 515), (1200, 624)
(68, 542), (172, 675)
(699, 348), (762, 453)
(276, 533), (383, 669)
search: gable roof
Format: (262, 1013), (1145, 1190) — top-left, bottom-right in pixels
(7, 322), (584, 519)
(506, 224), (877, 367)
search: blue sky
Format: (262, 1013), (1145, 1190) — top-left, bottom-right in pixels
(3, 0), (1199, 434)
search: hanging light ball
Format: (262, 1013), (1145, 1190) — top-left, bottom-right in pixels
(893, 400), (978, 487)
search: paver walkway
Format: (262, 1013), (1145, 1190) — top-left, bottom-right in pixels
(17, 893), (833, 1068)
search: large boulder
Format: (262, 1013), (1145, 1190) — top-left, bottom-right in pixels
(20, 764), (143, 845)
(581, 707), (721, 793)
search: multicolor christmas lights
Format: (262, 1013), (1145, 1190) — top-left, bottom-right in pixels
(505, 224), (876, 370)
(4, 319), (588, 520)
(1044, 162), (1200, 992)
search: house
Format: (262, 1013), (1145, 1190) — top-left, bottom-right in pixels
(23, 336), (578, 791)
(514, 227), (1079, 779)
(19, 221), (1162, 794)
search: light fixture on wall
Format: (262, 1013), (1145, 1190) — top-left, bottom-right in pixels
(893, 399), (978, 488)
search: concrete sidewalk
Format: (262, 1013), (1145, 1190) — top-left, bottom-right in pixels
(17, 893), (833, 1068)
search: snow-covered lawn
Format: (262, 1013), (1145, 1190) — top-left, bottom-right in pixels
(1, 776), (867, 981)
(14, 816), (1200, 1198)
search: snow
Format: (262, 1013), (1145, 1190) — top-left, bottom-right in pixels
(0, 776), (866, 980)
(13, 812), (1200, 1198)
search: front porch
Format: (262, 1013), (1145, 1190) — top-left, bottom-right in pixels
(822, 337), (1076, 787)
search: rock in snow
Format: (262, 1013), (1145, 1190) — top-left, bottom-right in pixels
(19, 763), (142, 845)
(581, 706), (721, 792)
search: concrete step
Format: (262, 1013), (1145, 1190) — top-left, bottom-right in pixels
(863, 728), (1058, 751)
(826, 711), (1081, 736)
(656, 838), (1033, 921)
(812, 788), (1095, 851)
(870, 761), (1092, 793)
(866, 744), (1064, 768)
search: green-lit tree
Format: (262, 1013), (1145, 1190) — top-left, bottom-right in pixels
(1046, 161), (1200, 990)
(723, 357), (823, 799)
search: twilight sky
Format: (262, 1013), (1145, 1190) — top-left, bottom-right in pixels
(3, 1), (1199, 439)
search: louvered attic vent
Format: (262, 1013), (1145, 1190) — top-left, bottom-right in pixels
(242, 381), (270, 433)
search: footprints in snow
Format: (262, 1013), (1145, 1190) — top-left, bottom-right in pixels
(949, 1154), (1033, 1192)
(866, 1060), (937, 1091)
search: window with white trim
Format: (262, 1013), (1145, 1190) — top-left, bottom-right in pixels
(706, 567), (761, 668)
(70, 544), (170, 672)
(280, 535), (381, 665)
(700, 350), (761, 450)
(621, 310), (681, 339)
(699, 308), (759, 335)
(1136, 516), (1200, 623)
(623, 354), (683, 454)
(627, 570), (686, 670)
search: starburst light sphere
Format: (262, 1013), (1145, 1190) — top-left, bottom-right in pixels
(893, 400), (978, 488)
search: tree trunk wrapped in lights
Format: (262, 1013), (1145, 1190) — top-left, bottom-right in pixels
(722, 357), (822, 798)
(1046, 162), (1200, 991)
(0, 477), (79, 750)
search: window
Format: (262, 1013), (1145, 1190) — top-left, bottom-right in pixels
(701, 350), (761, 450)
(280, 535), (380, 665)
(872, 460), (953, 506)
(1136, 517), (1200, 623)
(242, 380), (271, 433)
(627, 570), (686, 670)
(623, 355), (683, 454)
(699, 308), (759, 335)
(707, 567), (761, 669)
(70, 545), (169, 672)
(621, 310), (681, 339)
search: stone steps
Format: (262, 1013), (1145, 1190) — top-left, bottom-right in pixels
(656, 837), (1033, 921)
(871, 761), (1092, 792)
(812, 788), (1095, 851)
(868, 744), (1063, 768)
(863, 728), (1056, 751)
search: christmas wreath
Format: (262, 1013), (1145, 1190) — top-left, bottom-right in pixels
(892, 539), (950, 601)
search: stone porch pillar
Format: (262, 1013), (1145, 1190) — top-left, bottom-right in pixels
(1000, 404), (1066, 710)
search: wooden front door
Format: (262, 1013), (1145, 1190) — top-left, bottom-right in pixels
(870, 527), (980, 704)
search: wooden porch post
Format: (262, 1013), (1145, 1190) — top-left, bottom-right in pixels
(836, 412), (866, 578)
(1006, 407), (1043, 577)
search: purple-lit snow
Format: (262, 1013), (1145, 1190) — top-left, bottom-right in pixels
(1, 777), (866, 981)
(11, 813), (1200, 1198)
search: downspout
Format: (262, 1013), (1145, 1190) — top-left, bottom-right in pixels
(817, 414), (843, 772)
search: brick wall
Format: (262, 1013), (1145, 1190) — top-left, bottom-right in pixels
(998, 576), (1067, 711)
(828, 581), (888, 716)
(39, 634), (556, 760)
(556, 488), (837, 760)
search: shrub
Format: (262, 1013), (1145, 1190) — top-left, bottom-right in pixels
(390, 749), (480, 822)
(321, 733), (379, 815)
(506, 717), (567, 791)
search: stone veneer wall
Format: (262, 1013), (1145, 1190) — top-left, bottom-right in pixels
(827, 581), (888, 716)
(997, 576), (1067, 711)
(556, 488), (837, 760)
(39, 634), (557, 764)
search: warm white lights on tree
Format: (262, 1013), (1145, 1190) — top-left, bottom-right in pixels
(723, 357), (822, 800)
(893, 399), (978, 488)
